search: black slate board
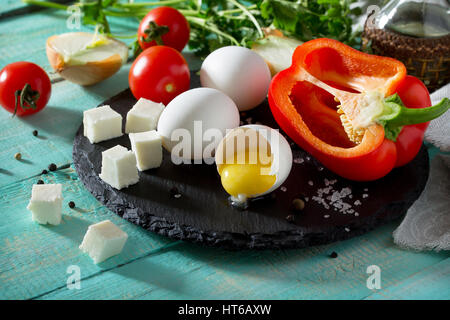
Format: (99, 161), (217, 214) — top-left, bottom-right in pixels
(73, 72), (429, 249)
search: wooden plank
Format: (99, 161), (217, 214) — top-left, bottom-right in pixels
(36, 222), (448, 300)
(0, 0), (72, 19)
(0, 10), (201, 188)
(0, 10), (135, 186)
(1, 0), (33, 16)
(1, 5), (446, 301)
(0, 10), (137, 68)
(0, 166), (175, 300)
(0, 69), (132, 188)
(364, 258), (450, 300)
(0, 10), (134, 187)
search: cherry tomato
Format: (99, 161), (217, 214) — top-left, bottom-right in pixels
(394, 75), (432, 167)
(0, 62), (51, 117)
(137, 6), (190, 52)
(129, 46), (190, 105)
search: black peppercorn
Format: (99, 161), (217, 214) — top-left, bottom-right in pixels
(37, 180), (44, 184)
(169, 187), (181, 198)
(32, 130), (38, 137)
(68, 201), (75, 209)
(329, 251), (338, 259)
(48, 163), (57, 171)
(41, 169), (48, 174)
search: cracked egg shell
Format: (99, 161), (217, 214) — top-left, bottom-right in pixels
(215, 124), (293, 198)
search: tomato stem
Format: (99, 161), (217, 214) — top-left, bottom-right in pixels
(13, 83), (40, 117)
(141, 21), (169, 46)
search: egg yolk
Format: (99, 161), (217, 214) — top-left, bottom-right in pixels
(219, 150), (276, 199)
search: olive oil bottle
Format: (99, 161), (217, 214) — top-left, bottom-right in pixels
(363, 0), (449, 91)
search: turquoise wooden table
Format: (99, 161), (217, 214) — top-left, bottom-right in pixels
(1, 2), (449, 300)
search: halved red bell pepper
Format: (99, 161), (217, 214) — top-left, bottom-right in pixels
(268, 38), (449, 181)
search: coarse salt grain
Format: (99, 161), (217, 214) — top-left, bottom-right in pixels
(312, 196), (330, 209)
(308, 181), (314, 186)
(324, 178), (337, 186)
(317, 186), (332, 197)
(294, 157), (304, 164)
(310, 178), (372, 216)
(280, 186), (287, 192)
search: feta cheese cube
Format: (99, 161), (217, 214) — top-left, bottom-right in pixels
(125, 98), (164, 133)
(83, 105), (123, 143)
(27, 184), (63, 225)
(99, 145), (139, 190)
(79, 220), (128, 264)
(129, 130), (163, 171)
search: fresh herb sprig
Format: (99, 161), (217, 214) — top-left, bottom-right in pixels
(23, 0), (362, 58)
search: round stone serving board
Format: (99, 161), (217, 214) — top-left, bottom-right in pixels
(73, 72), (429, 249)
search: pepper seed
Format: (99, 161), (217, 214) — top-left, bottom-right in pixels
(41, 169), (48, 174)
(292, 198), (305, 211)
(14, 153), (22, 160)
(329, 251), (338, 259)
(37, 180), (44, 185)
(48, 163), (57, 171)
(68, 201), (75, 209)
(32, 130), (38, 137)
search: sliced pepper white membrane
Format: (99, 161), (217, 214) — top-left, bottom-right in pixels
(295, 67), (382, 143)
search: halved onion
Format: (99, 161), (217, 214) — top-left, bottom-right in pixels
(251, 34), (303, 76)
(46, 32), (128, 86)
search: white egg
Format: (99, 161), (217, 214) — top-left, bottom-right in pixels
(215, 124), (293, 202)
(246, 125), (293, 196)
(157, 87), (240, 161)
(200, 46), (272, 111)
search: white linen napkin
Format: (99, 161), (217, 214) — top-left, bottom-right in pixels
(424, 84), (450, 152)
(393, 83), (450, 251)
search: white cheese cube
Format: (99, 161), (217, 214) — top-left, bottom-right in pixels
(26, 184), (63, 225)
(99, 145), (139, 190)
(83, 105), (123, 143)
(129, 130), (163, 171)
(79, 220), (128, 264)
(125, 98), (164, 133)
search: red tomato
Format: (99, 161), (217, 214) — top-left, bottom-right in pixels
(137, 6), (190, 52)
(129, 46), (190, 105)
(0, 62), (51, 117)
(394, 75), (432, 167)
